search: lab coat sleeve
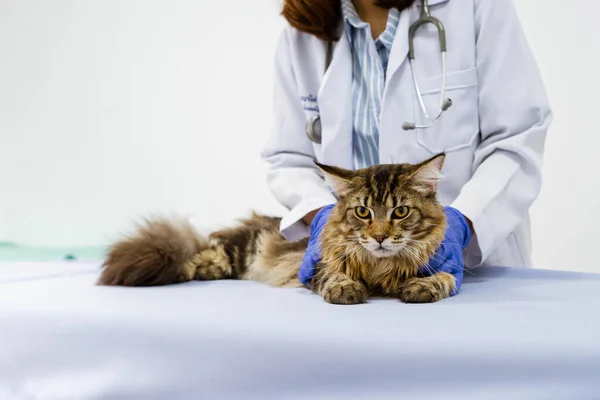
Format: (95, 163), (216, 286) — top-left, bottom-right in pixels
(260, 28), (337, 241)
(449, 0), (552, 267)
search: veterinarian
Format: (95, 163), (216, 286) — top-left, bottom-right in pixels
(260, 0), (552, 287)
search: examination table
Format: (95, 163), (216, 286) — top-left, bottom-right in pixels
(1, 260), (600, 399)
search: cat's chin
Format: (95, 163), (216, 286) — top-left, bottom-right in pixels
(368, 248), (401, 258)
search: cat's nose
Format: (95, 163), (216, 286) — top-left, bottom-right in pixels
(373, 234), (388, 244)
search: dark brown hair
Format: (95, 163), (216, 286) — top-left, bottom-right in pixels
(281, 0), (416, 42)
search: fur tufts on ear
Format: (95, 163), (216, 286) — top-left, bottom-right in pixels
(410, 153), (446, 194)
(314, 161), (356, 196)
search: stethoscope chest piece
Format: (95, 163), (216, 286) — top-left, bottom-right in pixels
(306, 115), (322, 144)
(305, 41), (332, 145)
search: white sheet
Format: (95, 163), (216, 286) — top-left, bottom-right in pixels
(1, 261), (600, 400)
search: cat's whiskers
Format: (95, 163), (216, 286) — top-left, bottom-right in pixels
(399, 245), (429, 268)
(320, 239), (364, 266)
(403, 237), (452, 244)
(320, 248), (352, 266)
(400, 249), (450, 289)
(405, 239), (468, 275)
(424, 252), (476, 277)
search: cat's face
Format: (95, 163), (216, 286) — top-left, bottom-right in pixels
(316, 154), (446, 259)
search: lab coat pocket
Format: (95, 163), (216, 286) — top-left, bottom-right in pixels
(413, 68), (479, 154)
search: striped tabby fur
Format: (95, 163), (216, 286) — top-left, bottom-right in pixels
(98, 154), (455, 304)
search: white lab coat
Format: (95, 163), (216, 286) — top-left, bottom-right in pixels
(261, 0), (552, 269)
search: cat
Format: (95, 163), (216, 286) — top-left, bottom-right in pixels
(98, 153), (455, 304)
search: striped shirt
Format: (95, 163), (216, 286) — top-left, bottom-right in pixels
(341, 0), (400, 169)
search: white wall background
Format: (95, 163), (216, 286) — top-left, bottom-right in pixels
(514, 0), (600, 273)
(0, 1), (599, 272)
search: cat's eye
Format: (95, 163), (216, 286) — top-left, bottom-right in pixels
(355, 207), (371, 219)
(392, 206), (410, 219)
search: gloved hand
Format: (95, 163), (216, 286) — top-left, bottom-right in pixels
(298, 204), (335, 286)
(422, 206), (472, 296)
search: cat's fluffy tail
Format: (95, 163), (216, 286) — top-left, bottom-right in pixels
(98, 213), (308, 288)
(98, 217), (208, 286)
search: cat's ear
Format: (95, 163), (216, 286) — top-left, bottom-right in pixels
(315, 161), (356, 196)
(410, 153), (445, 194)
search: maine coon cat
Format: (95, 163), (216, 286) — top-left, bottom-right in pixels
(98, 154), (456, 304)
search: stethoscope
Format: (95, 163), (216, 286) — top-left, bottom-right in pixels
(306, 0), (452, 145)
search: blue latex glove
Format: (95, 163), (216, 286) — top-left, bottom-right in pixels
(421, 206), (472, 296)
(298, 204), (335, 286)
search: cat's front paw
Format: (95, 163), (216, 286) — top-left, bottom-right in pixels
(322, 279), (368, 305)
(398, 273), (455, 304)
